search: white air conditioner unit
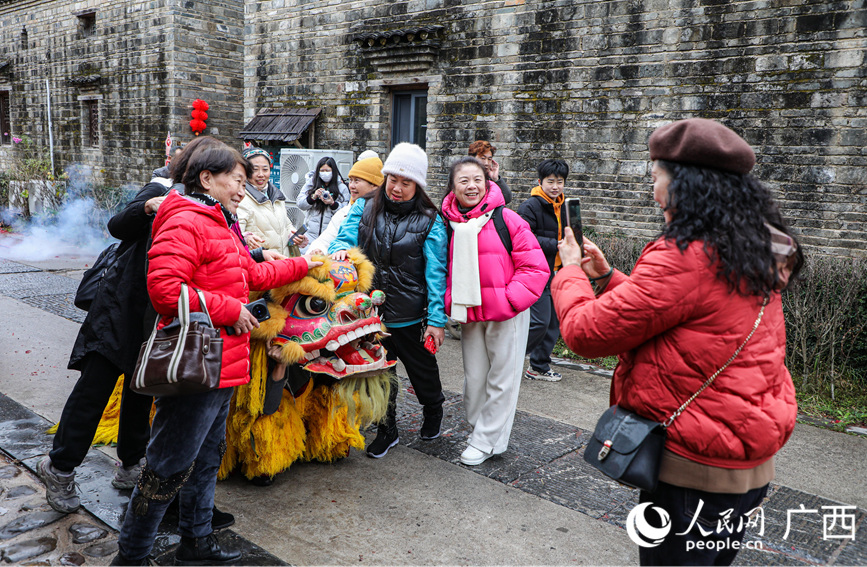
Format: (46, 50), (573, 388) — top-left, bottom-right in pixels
(279, 149), (354, 229)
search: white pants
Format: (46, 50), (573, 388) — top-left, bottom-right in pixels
(461, 309), (530, 455)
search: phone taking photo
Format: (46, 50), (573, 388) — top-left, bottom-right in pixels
(562, 198), (584, 256)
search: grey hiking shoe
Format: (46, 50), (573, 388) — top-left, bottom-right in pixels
(112, 457), (145, 490)
(37, 456), (80, 513)
(524, 368), (562, 382)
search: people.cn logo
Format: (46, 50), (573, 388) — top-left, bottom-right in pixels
(626, 503), (672, 548)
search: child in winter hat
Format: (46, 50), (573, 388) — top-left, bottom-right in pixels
(381, 143), (428, 189)
(347, 156), (384, 189)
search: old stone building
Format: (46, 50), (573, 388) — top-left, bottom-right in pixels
(2, 0), (866, 256)
(0, 0), (244, 187)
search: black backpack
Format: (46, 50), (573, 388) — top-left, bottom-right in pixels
(74, 243), (120, 311)
(446, 205), (512, 255)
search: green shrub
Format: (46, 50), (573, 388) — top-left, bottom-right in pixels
(0, 171), (9, 211)
(561, 232), (867, 399)
(782, 256), (867, 395)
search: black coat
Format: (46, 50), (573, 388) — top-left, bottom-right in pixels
(517, 195), (560, 281)
(68, 183), (168, 375)
(495, 176), (512, 205)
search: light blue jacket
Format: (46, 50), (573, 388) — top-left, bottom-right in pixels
(329, 198), (448, 328)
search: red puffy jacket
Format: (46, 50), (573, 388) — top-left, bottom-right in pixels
(552, 238), (796, 469)
(147, 191), (308, 388)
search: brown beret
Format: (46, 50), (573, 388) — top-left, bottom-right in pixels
(649, 118), (756, 174)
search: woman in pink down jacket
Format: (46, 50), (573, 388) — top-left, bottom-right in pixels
(441, 156), (548, 466)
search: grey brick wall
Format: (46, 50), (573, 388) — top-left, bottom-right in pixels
(0, 0), (244, 190)
(247, 0), (867, 257)
(1, 0), (864, 256)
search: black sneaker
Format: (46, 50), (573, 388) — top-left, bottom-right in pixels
(249, 475), (274, 487)
(419, 406), (443, 440)
(211, 506), (234, 530)
(366, 426), (399, 458)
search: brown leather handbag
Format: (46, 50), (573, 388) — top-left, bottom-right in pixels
(131, 284), (223, 397)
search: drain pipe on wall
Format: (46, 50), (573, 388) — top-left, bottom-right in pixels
(45, 79), (55, 175)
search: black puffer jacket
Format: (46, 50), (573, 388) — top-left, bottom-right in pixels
(68, 183), (168, 375)
(358, 196), (437, 325)
(517, 195), (560, 281)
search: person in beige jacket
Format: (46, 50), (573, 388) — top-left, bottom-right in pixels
(239, 147), (307, 257)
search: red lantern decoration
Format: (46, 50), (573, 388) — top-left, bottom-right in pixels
(190, 99), (209, 135)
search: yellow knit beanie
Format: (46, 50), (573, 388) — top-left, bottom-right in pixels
(348, 156), (384, 187)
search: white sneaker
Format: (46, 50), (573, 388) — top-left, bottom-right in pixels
(112, 457), (145, 490)
(460, 445), (492, 466)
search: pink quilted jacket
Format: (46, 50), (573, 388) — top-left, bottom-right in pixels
(442, 182), (549, 322)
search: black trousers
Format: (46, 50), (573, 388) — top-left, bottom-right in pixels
(382, 321), (444, 411)
(638, 481), (769, 566)
(50, 351), (153, 472)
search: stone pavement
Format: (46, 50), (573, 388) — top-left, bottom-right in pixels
(1, 245), (866, 565)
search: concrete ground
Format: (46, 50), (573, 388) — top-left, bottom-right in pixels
(0, 239), (865, 565)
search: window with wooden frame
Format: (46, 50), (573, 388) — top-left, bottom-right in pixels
(86, 100), (99, 147)
(0, 92), (10, 146)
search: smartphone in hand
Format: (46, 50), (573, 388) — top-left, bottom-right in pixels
(562, 198), (584, 256)
(288, 224), (308, 244)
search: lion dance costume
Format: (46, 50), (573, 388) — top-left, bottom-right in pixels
(82, 249), (394, 481)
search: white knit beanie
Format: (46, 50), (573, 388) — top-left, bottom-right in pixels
(381, 143), (428, 189)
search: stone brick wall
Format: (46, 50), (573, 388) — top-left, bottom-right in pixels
(247, 0), (867, 257)
(0, 0), (244, 190)
(1, 0), (863, 255)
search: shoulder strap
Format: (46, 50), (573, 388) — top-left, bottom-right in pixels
(663, 296), (769, 428)
(444, 206), (512, 255)
(492, 206), (513, 255)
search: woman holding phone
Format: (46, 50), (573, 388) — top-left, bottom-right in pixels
(238, 147), (307, 258)
(553, 119), (802, 566)
(298, 156), (350, 248)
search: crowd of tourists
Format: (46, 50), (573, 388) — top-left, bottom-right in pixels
(36, 118), (802, 566)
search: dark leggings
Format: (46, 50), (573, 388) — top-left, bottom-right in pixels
(382, 321), (445, 411)
(50, 351), (153, 471)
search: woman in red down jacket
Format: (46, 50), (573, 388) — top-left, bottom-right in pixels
(553, 119), (803, 566)
(114, 140), (319, 566)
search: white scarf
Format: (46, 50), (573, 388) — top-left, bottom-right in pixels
(449, 211), (493, 323)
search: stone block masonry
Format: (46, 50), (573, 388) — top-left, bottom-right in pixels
(248, 0), (867, 257)
(0, 0), (244, 191)
(0, 0), (864, 256)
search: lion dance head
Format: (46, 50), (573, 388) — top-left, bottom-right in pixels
(219, 249), (395, 480)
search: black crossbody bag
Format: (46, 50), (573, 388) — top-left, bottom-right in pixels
(584, 297), (768, 492)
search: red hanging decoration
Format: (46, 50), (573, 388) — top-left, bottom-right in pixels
(190, 99), (209, 135)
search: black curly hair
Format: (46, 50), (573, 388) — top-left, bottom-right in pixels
(657, 160), (804, 296)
